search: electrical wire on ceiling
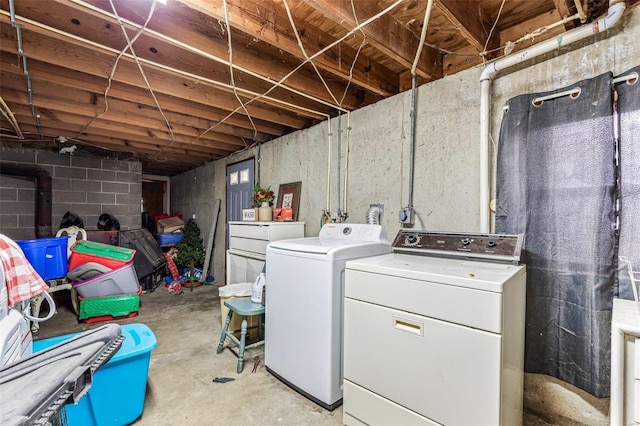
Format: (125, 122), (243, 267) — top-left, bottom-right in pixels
(481, 0), (506, 62)
(76, 0), (159, 139)
(0, 95), (23, 138)
(0, 6), (327, 157)
(19, 1), (333, 157)
(109, 0), (182, 161)
(56, 0), (402, 153)
(68, 0), (346, 112)
(156, 0), (265, 157)
(338, 0), (367, 107)
(283, 0), (340, 106)
(193, 0), (404, 145)
(222, 0), (257, 141)
(411, 0), (434, 75)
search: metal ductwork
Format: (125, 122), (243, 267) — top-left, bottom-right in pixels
(0, 163), (52, 238)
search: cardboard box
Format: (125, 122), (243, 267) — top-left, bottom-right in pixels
(156, 216), (184, 234)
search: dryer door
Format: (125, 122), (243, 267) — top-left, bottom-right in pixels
(344, 298), (502, 425)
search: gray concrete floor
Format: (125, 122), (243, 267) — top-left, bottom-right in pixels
(35, 284), (564, 425)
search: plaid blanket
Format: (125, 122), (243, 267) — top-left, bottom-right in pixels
(0, 234), (49, 308)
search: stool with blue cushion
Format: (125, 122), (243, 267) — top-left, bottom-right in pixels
(216, 297), (265, 373)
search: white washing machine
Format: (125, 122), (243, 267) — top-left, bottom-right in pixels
(343, 231), (526, 426)
(265, 223), (391, 410)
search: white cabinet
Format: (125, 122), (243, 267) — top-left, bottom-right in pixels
(610, 298), (640, 426)
(225, 221), (304, 284)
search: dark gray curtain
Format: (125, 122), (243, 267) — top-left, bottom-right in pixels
(616, 65), (640, 300)
(495, 72), (616, 397)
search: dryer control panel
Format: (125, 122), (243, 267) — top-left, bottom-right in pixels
(392, 231), (523, 263)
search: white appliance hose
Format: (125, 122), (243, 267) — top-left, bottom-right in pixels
(23, 290), (55, 322)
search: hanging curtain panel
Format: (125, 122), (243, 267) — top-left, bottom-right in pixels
(616, 65), (640, 301)
(495, 72), (615, 397)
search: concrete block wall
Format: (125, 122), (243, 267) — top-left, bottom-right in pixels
(0, 146), (142, 241)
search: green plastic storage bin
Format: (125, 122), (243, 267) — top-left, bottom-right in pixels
(78, 287), (141, 321)
(69, 240), (135, 271)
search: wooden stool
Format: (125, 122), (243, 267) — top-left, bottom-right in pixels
(216, 297), (265, 373)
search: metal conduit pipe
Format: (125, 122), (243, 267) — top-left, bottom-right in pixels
(0, 163), (53, 238)
(478, 0), (626, 233)
(408, 74), (417, 210)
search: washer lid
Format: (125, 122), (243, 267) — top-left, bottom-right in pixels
(268, 237), (391, 259)
(267, 223), (390, 257)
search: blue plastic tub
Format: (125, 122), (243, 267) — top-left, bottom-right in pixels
(16, 236), (69, 280)
(156, 233), (184, 246)
(33, 323), (157, 426)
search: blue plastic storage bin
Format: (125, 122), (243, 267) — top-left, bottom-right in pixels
(33, 323), (157, 426)
(16, 236), (69, 280)
(156, 233), (184, 246)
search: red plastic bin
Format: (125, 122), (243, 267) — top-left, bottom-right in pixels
(69, 240), (135, 271)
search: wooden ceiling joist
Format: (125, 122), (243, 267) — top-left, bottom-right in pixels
(49, 0), (367, 108)
(0, 51), (289, 138)
(0, 70), (264, 145)
(301, 0), (443, 81)
(435, 0), (496, 54)
(173, 0), (401, 97)
(0, 13), (322, 127)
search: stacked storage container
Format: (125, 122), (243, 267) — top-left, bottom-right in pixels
(68, 241), (141, 323)
(155, 216), (184, 248)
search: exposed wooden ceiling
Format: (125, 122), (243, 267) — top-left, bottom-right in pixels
(0, 0), (635, 175)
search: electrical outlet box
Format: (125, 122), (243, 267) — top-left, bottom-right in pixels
(398, 207), (414, 225)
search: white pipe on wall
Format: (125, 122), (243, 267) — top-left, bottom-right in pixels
(478, 0), (626, 233)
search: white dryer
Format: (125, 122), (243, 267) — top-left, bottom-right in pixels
(343, 231), (526, 425)
(265, 223), (391, 410)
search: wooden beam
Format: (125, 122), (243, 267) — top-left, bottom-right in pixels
(0, 51), (288, 137)
(43, 0), (373, 106)
(552, 0), (578, 29)
(442, 45), (484, 76)
(0, 14), (317, 127)
(10, 110), (228, 158)
(300, 0), (442, 80)
(12, 123), (219, 165)
(499, 10), (565, 56)
(434, 0), (497, 54)
(172, 0), (400, 96)
(2, 90), (248, 153)
(3, 80), (250, 152)
(0, 67), (266, 145)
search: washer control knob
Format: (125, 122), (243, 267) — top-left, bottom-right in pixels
(487, 241), (497, 248)
(461, 238), (470, 245)
(405, 234), (420, 246)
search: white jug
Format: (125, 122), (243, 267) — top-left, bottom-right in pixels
(251, 273), (266, 303)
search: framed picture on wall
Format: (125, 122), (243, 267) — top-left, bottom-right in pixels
(276, 181), (302, 221)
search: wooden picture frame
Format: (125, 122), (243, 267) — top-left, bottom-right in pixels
(276, 181), (302, 221)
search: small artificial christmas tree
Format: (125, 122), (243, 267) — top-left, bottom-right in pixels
(175, 218), (205, 273)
